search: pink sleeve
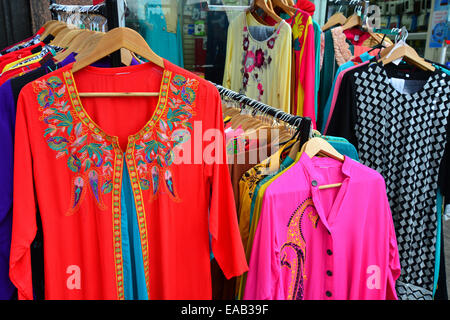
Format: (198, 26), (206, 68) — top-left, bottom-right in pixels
(386, 213), (401, 300)
(299, 20), (317, 128)
(243, 191), (280, 300)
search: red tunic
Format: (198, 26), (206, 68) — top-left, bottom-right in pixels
(10, 60), (248, 300)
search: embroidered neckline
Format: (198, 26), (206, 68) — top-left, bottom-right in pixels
(63, 67), (172, 153)
(243, 11), (285, 45)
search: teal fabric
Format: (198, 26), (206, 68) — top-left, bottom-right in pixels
(318, 52), (374, 132)
(141, 1), (184, 67)
(312, 20), (321, 118)
(433, 189), (443, 298)
(121, 161), (149, 300)
(325, 138), (360, 162)
(435, 64), (450, 75)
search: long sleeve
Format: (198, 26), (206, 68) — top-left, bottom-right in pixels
(9, 90), (37, 300)
(243, 191), (279, 300)
(386, 209), (401, 300)
(207, 88), (248, 279)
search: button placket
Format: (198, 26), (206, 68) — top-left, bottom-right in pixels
(324, 231), (334, 300)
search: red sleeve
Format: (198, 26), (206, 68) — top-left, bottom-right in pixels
(205, 87), (248, 280)
(9, 88), (37, 300)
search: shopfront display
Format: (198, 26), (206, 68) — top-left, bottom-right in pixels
(0, 0), (448, 302)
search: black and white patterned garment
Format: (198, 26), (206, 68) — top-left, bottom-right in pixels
(327, 62), (450, 300)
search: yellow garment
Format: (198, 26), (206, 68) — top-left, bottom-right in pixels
(223, 11), (292, 112)
(238, 140), (294, 248)
(237, 149), (303, 299)
(2, 52), (42, 73)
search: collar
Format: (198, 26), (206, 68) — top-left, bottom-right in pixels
(299, 152), (352, 180)
(298, 152), (353, 231)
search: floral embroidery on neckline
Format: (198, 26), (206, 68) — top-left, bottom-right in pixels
(35, 68), (199, 215)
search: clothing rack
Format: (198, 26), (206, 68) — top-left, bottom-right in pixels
(328, 0), (370, 19)
(49, 2), (107, 17)
(213, 83), (312, 146)
(49, 3), (107, 16)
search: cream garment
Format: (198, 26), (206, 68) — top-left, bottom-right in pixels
(223, 11), (292, 112)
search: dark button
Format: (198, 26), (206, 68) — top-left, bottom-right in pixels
(311, 180), (318, 187)
(326, 291), (332, 297)
(327, 249), (333, 256)
(327, 230), (331, 235)
(326, 270), (333, 276)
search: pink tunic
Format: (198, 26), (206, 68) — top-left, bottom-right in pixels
(244, 153), (401, 300)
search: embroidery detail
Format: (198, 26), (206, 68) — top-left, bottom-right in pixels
(241, 22), (280, 99)
(112, 150), (125, 300)
(34, 75), (114, 215)
(134, 73), (198, 202)
(280, 198), (318, 300)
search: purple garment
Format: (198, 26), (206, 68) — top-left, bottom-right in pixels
(0, 52), (141, 299)
(0, 80), (16, 299)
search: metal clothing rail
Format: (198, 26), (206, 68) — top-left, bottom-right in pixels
(49, 2), (106, 16)
(213, 83), (312, 145)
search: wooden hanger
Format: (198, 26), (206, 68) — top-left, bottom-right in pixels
(54, 30), (96, 62)
(252, 0), (283, 23)
(300, 137), (345, 189)
(49, 25), (76, 46)
(270, 0), (296, 17)
(73, 27), (165, 97)
(322, 12), (347, 31)
(41, 22), (68, 40)
(40, 21), (66, 39)
(57, 29), (85, 48)
(341, 14), (362, 31)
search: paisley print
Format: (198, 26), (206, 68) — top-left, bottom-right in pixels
(280, 198), (318, 300)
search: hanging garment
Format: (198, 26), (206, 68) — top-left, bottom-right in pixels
(243, 152), (401, 300)
(262, 9), (316, 123)
(211, 128), (275, 300)
(205, 0), (230, 84)
(236, 135), (359, 299)
(317, 26), (377, 127)
(0, 27), (45, 56)
(223, 11), (292, 112)
(295, 0), (315, 16)
(287, 9), (316, 126)
(320, 52), (375, 133)
(0, 54), (142, 300)
(140, 0), (184, 67)
(327, 62), (450, 300)
(10, 60), (247, 300)
(312, 19), (321, 119)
